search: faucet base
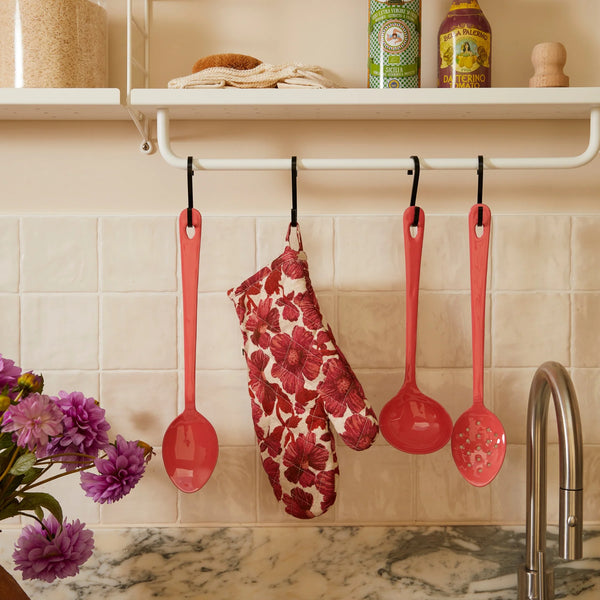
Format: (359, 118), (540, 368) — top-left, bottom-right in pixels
(518, 564), (554, 600)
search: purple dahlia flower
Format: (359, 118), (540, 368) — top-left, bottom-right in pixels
(80, 434), (146, 504)
(46, 391), (110, 471)
(0, 354), (21, 392)
(12, 516), (94, 582)
(1, 393), (63, 455)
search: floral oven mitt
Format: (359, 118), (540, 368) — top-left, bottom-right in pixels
(228, 224), (378, 519)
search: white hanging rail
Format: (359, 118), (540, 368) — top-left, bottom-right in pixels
(156, 106), (600, 172)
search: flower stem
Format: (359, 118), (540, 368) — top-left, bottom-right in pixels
(0, 447), (21, 483)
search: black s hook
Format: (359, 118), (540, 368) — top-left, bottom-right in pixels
(291, 156), (298, 227)
(408, 155), (420, 226)
(477, 155), (484, 227)
(187, 156), (194, 228)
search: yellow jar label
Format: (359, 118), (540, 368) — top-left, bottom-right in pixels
(439, 25), (490, 87)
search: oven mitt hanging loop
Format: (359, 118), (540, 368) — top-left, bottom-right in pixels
(228, 223), (378, 519)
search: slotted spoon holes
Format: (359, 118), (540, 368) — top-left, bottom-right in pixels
(454, 420), (504, 473)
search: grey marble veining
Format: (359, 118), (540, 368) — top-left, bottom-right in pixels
(1, 526), (599, 599)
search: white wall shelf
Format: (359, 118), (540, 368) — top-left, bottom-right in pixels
(129, 87), (600, 121)
(0, 88), (126, 120)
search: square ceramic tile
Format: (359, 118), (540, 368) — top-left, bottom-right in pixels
(180, 446), (257, 523)
(199, 217), (256, 292)
(21, 217), (98, 292)
(493, 293), (570, 368)
(0, 294), (19, 361)
(416, 292), (491, 368)
(38, 463), (100, 525)
(420, 215), (470, 291)
(335, 216), (403, 291)
(41, 371), (99, 400)
(415, 450), (492, 523)
(196, 370), (255, 446)
(21, 294), (99, 370)
(337, 293), (404, 369)
(198, 292), (247, 370)
(354, 369), (404, 444)
(101, 370), (178, 447)
(492, 368), (540, 445)
(583, 445), (600, 524)
(0, 217), (19, 291)
(573, 294), (600, 368)
(101, 217), (176, 292)
(256, 216), (334, 291)
(572, 216), (600, 290)
(490, 444), (525, 524)
(571, 369), (600, 444)
(493, 215), (570, 291)
(336, 445), (414, 523)
(100, 448), (178, 524)
(102, 294), (176, 370)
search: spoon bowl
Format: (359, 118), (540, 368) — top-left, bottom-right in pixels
(380, 206), (452, 454)
(163, 208), (219, 493)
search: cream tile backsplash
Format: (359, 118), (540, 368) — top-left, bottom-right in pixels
(1, 213), (599, 528)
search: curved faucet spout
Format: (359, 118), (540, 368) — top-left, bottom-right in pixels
(519, 361), (584, 600)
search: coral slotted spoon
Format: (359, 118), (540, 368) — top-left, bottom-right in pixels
(451, 204), (506, 486)
(162, 208), (219, 493)
(380, 206), (453, 454)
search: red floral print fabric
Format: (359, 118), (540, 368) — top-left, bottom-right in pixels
(228, 224), (378, 519)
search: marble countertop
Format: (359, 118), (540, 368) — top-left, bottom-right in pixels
(1, 526), (599, 600)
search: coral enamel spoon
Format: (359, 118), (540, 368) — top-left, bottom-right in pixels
(451, 203), (506, 486)
(163, 208), (219, 493)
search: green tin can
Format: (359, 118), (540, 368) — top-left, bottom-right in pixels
(368, 0), (421, 88)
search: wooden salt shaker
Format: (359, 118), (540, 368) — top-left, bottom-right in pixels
(529, 42), (569, 87)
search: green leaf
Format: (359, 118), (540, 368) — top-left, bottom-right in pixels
(18, 492), (63, 524)
(0, 434), (14, 450)
(20, 467), (44, 486)
(0, 501), (20, 521)
(10, 452), (36, 476)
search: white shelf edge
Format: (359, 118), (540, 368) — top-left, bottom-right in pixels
(129, 87), (600, 121)
(0, 88), (127, 120)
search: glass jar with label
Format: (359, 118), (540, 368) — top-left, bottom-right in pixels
(0, 0), (108, 88)
(438, 0), (491, 88)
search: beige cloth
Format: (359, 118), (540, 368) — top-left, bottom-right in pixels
(167, 63), (339, 89)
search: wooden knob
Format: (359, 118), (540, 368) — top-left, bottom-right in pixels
(529, 42), (569, 87)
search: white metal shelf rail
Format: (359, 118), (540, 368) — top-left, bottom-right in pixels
(156, 106), (600, 172)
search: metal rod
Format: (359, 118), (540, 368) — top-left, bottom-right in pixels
(156, 107), (600, 172)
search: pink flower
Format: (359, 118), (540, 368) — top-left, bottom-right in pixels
(80, 435), (146, 503)
(247, 350), (278, 415)
(47, 391), (110, 471)
(270, 327), (321, 394)
(0, 354), (21, 395)
(13, 516), (94, 582)
(283, 432), (329, 488)
(1, 393), (63, 455)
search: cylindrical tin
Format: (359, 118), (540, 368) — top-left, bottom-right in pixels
(368, 0), (421, 89)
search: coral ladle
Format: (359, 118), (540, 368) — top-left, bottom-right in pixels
(380, 206), (453, 454)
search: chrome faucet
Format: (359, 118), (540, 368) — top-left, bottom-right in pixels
(518, 362), (584, 600)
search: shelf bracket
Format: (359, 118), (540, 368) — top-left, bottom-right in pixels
(126, 0), (154, 154)
(155, 106), (600, 172)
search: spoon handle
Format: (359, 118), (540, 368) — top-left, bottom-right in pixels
(403, 206), (425, 385)
(469, 204), (491, 406)
(179, 209), (202, 411)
